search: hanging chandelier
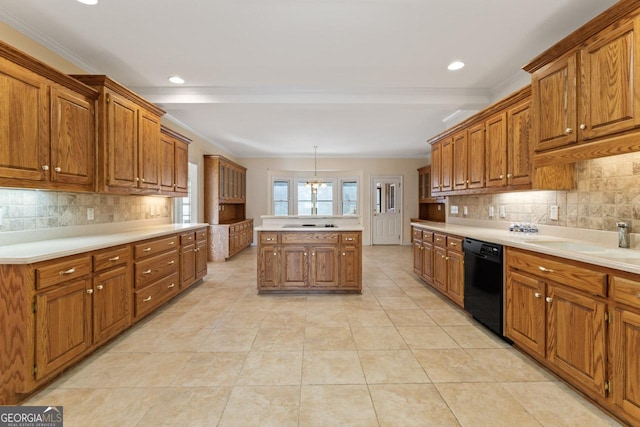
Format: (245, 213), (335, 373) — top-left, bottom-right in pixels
(305, 145), (327, 190)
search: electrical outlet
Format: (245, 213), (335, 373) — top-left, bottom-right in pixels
(150, 206), (156, 217)
(437, 205), (442, 211)
(463, 206), (468, 216)
(488, 206), (495, 218)
(499, 205), (506, 218)
(550, 205), (559, 221)
(87, 208), (94, 221)
(450, 205), (459, 214)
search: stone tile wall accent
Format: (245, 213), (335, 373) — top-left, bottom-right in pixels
(448, 152), (640, 232)
(0, 189), (171, 232)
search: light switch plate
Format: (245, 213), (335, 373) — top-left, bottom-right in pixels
(87, 207), (94, 221)
(450, 205), (459, 214)
(488, 206), (495, 218)
(550, 205), (559, 220)
(463, 206), (468, 216)
(499, 205), (506, 218)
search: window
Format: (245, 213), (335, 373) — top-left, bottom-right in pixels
(341, 180), (357, 215)
(174, 162), (197, 223)
(296, 181), (334, 215)
(273, 180), (290, 216)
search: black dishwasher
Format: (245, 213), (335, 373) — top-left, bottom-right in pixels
(463, 238), (508, 340)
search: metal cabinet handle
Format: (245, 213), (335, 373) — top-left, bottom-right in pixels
(342, 252), (346, 256)
(108, 256), (120, 261)
(97, 285), (104, 290)
(42, 165), (49, 171)
(304, 253), (307, 256)
(54, 167), (61, 172)
(143, 247), (152, 252)
(499, 174), (504, 179)
(142, 269), (152, 275)
(169, 241), (175, 245)
(59, 268), (76, 275)
(167, 260), (175, 265)
(534, 292), (542, 298)
(545, 297), (553, 303)
(273, 252), (277, 256)
(580, 124), (586, 130)
(86, 289), (94, 294)
(565, 127), (573, 134)
(450, 242), (457, 246)
(538, 266), (554, 273)
(168, 283), (175, 288)
(143, 296), (152, 302)
(266, 238), (273, 241)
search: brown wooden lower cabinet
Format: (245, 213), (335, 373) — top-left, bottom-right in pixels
(0, 226), (208, 405)
(209, 219), (254, 262)
(257, 230), (361, 293)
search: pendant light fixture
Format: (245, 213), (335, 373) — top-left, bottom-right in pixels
(305, 145), (327, 191)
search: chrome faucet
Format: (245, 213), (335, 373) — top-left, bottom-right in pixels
(616, 221), (630, 248)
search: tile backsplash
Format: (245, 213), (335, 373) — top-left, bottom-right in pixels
(448, 152), (640, 233)
(0, 189), (171, 233)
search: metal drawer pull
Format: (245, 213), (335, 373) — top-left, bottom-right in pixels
(143, 296), (152, 302)
(273, 252), (277, 256)
(42, 165), (49, 171)
(97, 285), (104, 290)
(108, 256), (120, 261)
(168, 283), (175, 288)
(534, 292), (542, 298)
(346, 238), (354, 241)
(342, 252), (346, 256)
(545, 297), (553, 303)
(142, 269), (152, 275)
(637, 292), (640, 298)
(54, 167), (61, 172)
(143, 247), (152, 252)
(266, 238), (273, 241)
(167, 260), (175, 265)
(169, 241), (175, 245)
(59, 268), (76, 275)
(86, 289), (93, 294)
(450, 242), (457, 246)
(538, 266), (554, 273)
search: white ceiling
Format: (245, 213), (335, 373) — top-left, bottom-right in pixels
(0, 0), (618, 158)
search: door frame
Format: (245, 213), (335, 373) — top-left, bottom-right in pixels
(370, 175), (403, 245)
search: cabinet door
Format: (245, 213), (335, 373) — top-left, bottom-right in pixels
(421, 241), (433, 284)
(180, 243), (196, 289)
(174, 140), (189, 194)
(532, 53), (578, 151)
(430, 142), (441, 194)
(195, 239), (208, 280)
(35, 278), (92, 380)
(258, 245), (280, 288)
(339, 245), (360, 288)
(505, 270), (546, 357)
(546, 284), (607, 397)
(93, 265), (131, 344)
(281, 246), (307, 288)
(159, 134), (175, 193)
(446, 250), (464, 307)
(440, 137), (453, 192)
(310, 246), (339, 288)
(485, 112), (508, 188)
(467, 123), (485, 189)
(50, 86), (95, 189)
(137, 109), (161, 189)
(433, 246), (447, 294)
(507, 100), (532, 186)
(0, 58), (48, 183)
(452, 131), (468, 191)
(106, 92), (138, 189)
(612, 308), (640, 422)
(413, 239), (423, 275)
(580, 17), (640, 140)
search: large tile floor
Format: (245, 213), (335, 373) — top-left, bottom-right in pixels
(25, 246), (623, 426)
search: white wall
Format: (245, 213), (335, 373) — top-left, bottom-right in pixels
(242, 157), (426, 245)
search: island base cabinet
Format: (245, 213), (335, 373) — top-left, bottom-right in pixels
(258, 246), (280, 288)
(612, 309), (640, 424)
(310, 246), (339, 288)
(35, 278), (92, 381)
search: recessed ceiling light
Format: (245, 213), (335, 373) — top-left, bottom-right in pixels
(77, 0), (98, 5)
(447, 61), (465, 71)
(168, 76), (185, 84)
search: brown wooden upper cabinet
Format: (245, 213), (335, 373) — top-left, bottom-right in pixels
(160, 126), (190, 196)
(72, 75), (166, 195)
(0, 41), (98, 192)
(525, 4), (640, 164)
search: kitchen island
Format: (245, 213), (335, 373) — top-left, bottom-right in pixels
(256, 216), (362, 293)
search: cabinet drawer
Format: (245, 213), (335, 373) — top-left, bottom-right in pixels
(281, 232), (339, 244)
(134, 235), (178, 259)
(196, 228), (207, 241)
(412, 228), (423, 241)
(134, 272), (179, 319)
(422, 231), (434, 242)
(180, 232), (196, 245)
(260, 232), (278, 244)
(134, 250), (178, 289)
(93, 246), (130, 272)
(612, 276), (640, 309)
(341, 233), (360, 244)
(36, 254), (92, 290)
(434, 233), (447, 247)
(447, 236), (463, 252)
(508, 249), (607, 296)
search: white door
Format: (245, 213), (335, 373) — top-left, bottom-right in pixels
(371, 176), (402, 245)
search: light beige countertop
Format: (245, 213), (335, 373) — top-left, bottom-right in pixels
(256, 215), (363, 232)
(255, 225), (364, 232)
(0, 223), (208, 265)
(412, 220), (640, 275)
